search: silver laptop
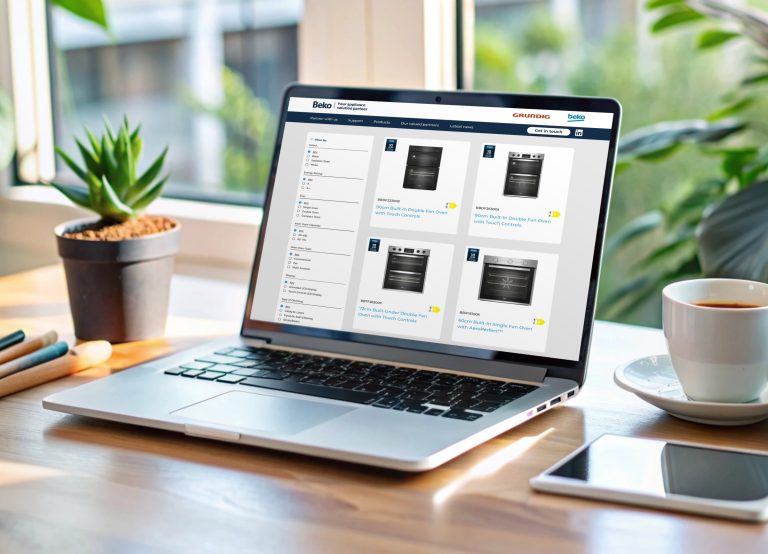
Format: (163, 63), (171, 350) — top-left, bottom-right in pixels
(44, 86), (621, 471)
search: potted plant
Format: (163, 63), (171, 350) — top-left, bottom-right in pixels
(48, 117), (179, 342)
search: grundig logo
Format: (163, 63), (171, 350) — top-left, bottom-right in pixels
(512, 112), (550, 119)
(312, 100), (332, 109)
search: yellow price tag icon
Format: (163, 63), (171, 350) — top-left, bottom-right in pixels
(430, 306), (441, 313)
(534, 318), (545, 325)
(549, 211), (561, 218)
(446, 202), (457, 209)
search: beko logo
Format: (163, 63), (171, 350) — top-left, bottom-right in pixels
(312, 100), (332, 109)
(568, 113), (586, 121)
(512, 112), (550, 119)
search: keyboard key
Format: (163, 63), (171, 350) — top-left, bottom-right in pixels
(372, 398), (400, 409)
(164, 367), (186, 375)
(233, 359), (260, 368)
(196, 354), (242, 365)
(442, 410), (482, 421)
(217, 374), (246, 384)
(227, 349), (253, 358)
(470, 402), (503, 413)
(180, 361), (213, 371)
(181, 369), (204, 378)
(252, 370), (290, 380)
(240, 378), (378, 404)
(208, 364), (240, 373)
(354, 383), (385, 394)
(232, 368), (259, 377)
(424, 408), (446, 416)
(405, 404), (428, 414)
(198, 371), (226, 381)
(214, 347), (235, 355)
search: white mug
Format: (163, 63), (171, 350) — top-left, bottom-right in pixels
(662, 278), (768, 403)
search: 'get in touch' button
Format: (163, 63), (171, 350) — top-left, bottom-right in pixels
(527, 127), (571, 136)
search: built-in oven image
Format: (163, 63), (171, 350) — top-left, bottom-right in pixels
(478, 256), (537, 305)
(403, 145), (443, 191)
(504, 152), (544, 198)
(383, 246), (430, 293)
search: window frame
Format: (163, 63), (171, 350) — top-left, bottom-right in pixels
(0, 0), (469, 274)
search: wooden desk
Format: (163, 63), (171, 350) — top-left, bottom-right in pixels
(0, 265), (766, 553)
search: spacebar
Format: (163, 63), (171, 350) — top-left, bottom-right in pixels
(239, 378), (377, 404)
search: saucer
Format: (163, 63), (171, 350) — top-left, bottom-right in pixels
(614, 355), (768, 426)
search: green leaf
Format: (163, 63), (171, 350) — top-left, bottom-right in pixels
(618, 119), (745, 162)
(84, 127), (101, 155)
(605, 210), (663, 256)
(698, 181), (768, 281)
(130, 175), (169, 211)
(99, 175), (135, 221)
(696, 29), (741, 49)
(125, 146), (168, 204)
(0, 89), (14, 170)
(646, 0), (683, 9)
(707, 97), (753, 121)
(635, 232), (696, 269)
(75, 139), (100, 175)
(714, 147), (758, 180)
(100, 134), (119, 186)
(741, 73), (768, 86)
(52, 0), (109, 30)
(651, 8), (705, 34)
(55, 146), (87, 181)
(49, 182), (92, 210)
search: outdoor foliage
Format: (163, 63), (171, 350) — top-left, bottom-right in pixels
(48, 117), (169, 221)
(475, 7), (732, 325)
(607, 0), (768, 317)
(0, 0), (109, 172)
(186, 67), (276, 193)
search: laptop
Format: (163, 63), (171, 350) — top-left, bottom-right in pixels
(44, 85), (621, 471)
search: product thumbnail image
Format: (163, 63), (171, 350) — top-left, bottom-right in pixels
(403, 145), (443, 191)
(478, 255), (537, 305)
(383, 246), (431, 293)
(504, 152), (544, 198)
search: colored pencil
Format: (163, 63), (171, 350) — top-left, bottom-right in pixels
(0, 331), (58, 365)
(0, 341), (112, 398)
(0, 341), (69, 380)
(0, 330), (25, 352)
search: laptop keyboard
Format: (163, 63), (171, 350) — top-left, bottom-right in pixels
(164, 346), (538, 421)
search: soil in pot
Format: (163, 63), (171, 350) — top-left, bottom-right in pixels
(63, 215), (177, 240)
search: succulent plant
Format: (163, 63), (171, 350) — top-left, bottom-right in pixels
(49, 117), (169, 222)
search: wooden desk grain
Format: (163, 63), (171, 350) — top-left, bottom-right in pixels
(0, 265), (766, 553)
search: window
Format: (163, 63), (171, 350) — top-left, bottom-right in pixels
(472, 0), (740, 327)
(47, 0), (302, 206)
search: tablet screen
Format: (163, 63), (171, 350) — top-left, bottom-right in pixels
(548, 435), (768, 502)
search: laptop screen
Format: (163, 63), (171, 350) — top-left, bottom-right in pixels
(246, 89), (618, 364)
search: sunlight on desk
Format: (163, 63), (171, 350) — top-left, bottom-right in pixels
(433, 428), (555, 505)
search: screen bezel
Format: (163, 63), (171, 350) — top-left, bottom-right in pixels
(241, 84), (621, 386)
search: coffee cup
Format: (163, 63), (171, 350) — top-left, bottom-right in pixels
(662, 278), (768, 403)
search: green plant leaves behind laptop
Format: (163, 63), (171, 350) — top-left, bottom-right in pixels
(45, 116), (169, 222)
(698, 180), (768, 282)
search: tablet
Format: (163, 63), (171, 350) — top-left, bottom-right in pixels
(530, 434), (768, 522)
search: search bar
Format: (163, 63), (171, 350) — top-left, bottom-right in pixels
(527, 127), (571, 136)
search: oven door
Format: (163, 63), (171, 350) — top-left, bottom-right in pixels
(407, 147), (443, 168)
(504, 173), (540, 198)
(478, 263), (535, 304)
(383, 252), (428, 293)
(403, 166), (440, 190)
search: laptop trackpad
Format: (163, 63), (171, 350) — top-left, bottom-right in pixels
(172, 390), (355, 435)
